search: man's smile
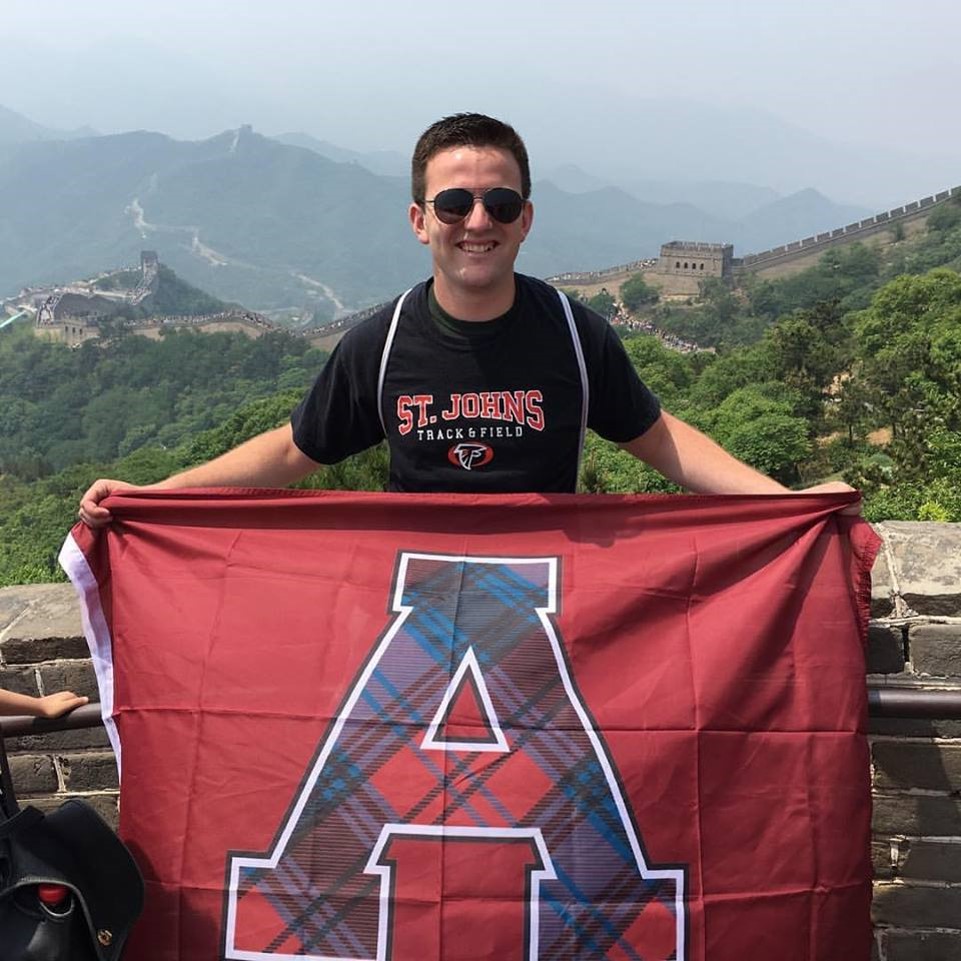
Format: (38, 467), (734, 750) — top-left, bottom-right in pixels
(457, 241), (498, 254)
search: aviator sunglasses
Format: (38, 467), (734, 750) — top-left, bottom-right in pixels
(426, 187), (526, 225)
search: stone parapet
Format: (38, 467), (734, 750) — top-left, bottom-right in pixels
(1, 522), (959, 957)
(868, 522), (961, 960)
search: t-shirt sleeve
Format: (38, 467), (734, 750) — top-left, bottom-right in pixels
(290, 319), (387, 464)
(578, 307), (661, 443)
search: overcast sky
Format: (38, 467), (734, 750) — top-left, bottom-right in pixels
(3, 0), (959, 205)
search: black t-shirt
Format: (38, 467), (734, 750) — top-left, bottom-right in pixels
(291, 274), (661, 493)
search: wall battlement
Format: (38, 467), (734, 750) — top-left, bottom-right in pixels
(734, 186), (961, 273)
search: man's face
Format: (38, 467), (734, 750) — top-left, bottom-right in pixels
(409, 145), (533, 311)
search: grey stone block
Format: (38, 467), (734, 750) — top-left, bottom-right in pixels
(37, 661), (99, 700)
(872, 741), (961, 792)
(909, 623), (961, 677)
(0, 665), (38, 697)
(872, 840), (894, 879)
(882, 930), (961, 961)
(873, 793), (961, 837)
(58, 752), (119, 791)
(0, 590), (31, 634)
(872, 882), (961, 927)
(8, 754), (58, 795)
(882, 521), (961, 616)
(866, 623), (905, 674)
(0, 583), (82, 643)
(869, 716), (961, 738)
(870, 552), (895, 617)
(11, 725), (111, 752)
(898, 839), (961, 883)
(2, 635), (90, 664)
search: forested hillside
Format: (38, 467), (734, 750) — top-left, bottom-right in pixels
(2, 206), (959, 586)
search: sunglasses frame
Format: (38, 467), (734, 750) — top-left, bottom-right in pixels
(425, 187), (526, 225)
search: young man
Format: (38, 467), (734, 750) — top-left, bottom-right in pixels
(79, 113), (855, 525)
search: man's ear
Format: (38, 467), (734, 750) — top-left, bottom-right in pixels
(409, 203), (429, 245)
(519, 201), (533, 242)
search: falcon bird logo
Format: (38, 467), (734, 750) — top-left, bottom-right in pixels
(448, 442), (494, 470)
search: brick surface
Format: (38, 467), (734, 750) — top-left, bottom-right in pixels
(11, 725), (111, 752)
(8, 753), (58, 794)
(58, 752), (119, 791)
(873, 794), (961, 838)
(0, 665), (39, 697)
(0, 591), (30, 634)
(866, 623), (906, 674)
(872, 840), (894, 879)
(2, 635), (90, 663)
(872, 882), (961, 927)
(881, 930), (961, 961)
(872, 741), (961, 792)
(869, 716), (961, 738)
(0, 583), (83, 642)
(909, 623), (961, 676)
(37, 661), (99, 700)
(871, 549), (895, 618)
(882, 521), (961, 616)
(898, 839), (961, 883)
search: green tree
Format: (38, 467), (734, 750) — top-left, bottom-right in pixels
(587, 290), (616, 318)
(620, 274), (659, 311)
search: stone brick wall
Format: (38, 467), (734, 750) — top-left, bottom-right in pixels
(2, 521), (959, 957)
(868, 522), (961, 960)
(0, 583), (118, 826)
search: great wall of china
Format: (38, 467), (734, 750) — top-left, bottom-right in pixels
(545, 184), (961, 297)
(4, 184), (959, 342)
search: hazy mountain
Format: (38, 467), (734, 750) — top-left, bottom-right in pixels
(0, 125), (908, 311)
(273, 132), (408, 178)
(525, 92), (961, 211)
(738, 189), (871, 248)
(542, 164), (782, 222)
(0, 103), (97, 144)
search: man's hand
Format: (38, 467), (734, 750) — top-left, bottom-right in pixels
(78, 478), (138, 528)
(794, 481), (862, 516)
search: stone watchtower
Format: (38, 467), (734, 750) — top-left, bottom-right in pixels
(658, 241), (734, 279)
(654, 242), (734, 298)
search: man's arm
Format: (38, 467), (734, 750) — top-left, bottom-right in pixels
(79, 424), (321, 528)
(622, 411), (859, 504)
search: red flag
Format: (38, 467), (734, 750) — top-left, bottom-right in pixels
(61, 490), (877, 961)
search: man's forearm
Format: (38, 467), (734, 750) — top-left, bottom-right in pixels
(621, 411), (787, 494)
(79, 424), (322, 527)
(152, 425), (320, 491)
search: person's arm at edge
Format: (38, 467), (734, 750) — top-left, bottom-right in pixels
(621, 410), (861, 510)
(0, 688), (89, 718)
(78, 423), (321, 528)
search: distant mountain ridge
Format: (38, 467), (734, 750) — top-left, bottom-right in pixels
(0, 115), (887, 311)
(0, 103), (96, 144)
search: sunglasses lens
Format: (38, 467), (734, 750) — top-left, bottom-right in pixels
(483, 188), (524, 224)
(429, 188), (525, 224)
(432, 188), (475, 224)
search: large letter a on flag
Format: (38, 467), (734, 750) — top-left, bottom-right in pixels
(224, 554), (686, 960)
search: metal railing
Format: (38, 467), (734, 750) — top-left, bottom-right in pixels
(1, 686), (960, 740)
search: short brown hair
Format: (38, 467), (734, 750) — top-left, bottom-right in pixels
(411, 113), (531, 204)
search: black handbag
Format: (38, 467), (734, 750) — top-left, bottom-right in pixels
(0, 733), (144, 961)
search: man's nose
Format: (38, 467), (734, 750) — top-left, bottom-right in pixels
(463, 196), (493, 229)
